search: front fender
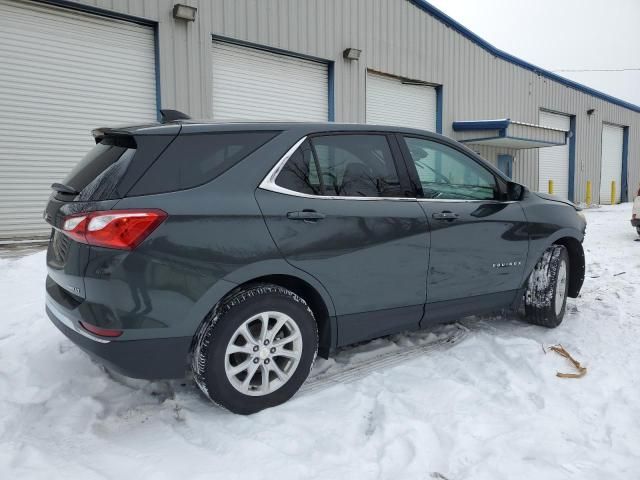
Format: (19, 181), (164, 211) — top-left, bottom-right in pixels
(522, 226), (585, 296)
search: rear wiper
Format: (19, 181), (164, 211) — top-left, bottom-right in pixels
(51, 183), (79, 195)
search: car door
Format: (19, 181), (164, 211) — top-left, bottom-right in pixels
(255, 132), (430, 345)
(397, 135), (529, 320)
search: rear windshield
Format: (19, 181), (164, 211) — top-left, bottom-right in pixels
(62, 136), (135, 193)
(128, 131), (280, 195)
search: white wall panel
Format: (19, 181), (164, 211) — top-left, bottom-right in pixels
(600, 124), (624, 204)
(538, 111), (571, 199)
(211, 41), (328, 121)
(0, 0), (156, 238)
(366, 71), (437, 131)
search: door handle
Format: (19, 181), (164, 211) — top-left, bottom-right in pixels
(286, 210), (326, 222)
(432, 211), (459, 221)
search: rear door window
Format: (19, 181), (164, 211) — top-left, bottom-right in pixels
(275, 134), (403, 198)
(130, 131), (280, 195)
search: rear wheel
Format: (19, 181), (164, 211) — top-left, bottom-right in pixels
(524, 245), (569, 328)
(192, 284), (318, 414)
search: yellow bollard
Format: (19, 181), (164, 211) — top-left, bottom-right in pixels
(586, 180), (592, 205)
(611, 180), (616, 205)
(548, 180), (554, 195)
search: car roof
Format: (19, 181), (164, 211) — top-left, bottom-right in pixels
(100, 120), (448, 139)
(96, 119), (512, 184)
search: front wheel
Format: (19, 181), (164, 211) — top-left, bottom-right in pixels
(192, 284), (318, 415)
(524, 245), (569, 328)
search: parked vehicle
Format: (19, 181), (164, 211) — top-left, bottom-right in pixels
(631, 188), (640, 236)
(44, 112), (586, 414)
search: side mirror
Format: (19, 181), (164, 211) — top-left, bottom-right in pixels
(507, 182), (525, 201)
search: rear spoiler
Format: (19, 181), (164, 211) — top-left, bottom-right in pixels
(91, 127), (136, 146)
(91, 109), (190, 143)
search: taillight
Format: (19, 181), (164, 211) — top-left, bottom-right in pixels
(62, 209), (167, 250)
(79, 321), (123, 338)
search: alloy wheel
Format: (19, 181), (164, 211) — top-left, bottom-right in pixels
(224, 311), (303, 396)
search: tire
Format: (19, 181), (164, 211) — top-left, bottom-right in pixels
(524, 245), (570, 328)
(191, 284), (318, 415)
(636, 227), (640, 237)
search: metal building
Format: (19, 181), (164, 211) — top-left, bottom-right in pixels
(1, 0), (638, 239)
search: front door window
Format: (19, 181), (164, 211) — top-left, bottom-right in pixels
(403, 136), (497, 200)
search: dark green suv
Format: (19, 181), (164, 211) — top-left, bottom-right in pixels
(45, 114), (586, 414)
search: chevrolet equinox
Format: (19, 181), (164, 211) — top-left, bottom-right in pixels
(45, 112), (586, 414)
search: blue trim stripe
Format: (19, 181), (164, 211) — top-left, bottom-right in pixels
(621, 126), (629, 202)
(35, 0), (155, 26)
(327, 62), (335, 121)
(409, 0), (640, 114)
(568, 116), (576, 202)
(435, 85), (443, 134)
(452, 119), (511, 131)
(153, 23), (162, 121)
(211, 34), (330, 65)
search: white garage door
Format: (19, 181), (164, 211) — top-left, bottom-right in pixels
(0, 0), (157, 239)
(212, 41), (328, 121)
(538, 111), (570, 199)
(366, 72), (437, 132)
(600, 124), (624, 204)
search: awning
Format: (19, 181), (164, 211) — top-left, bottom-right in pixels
(452, 118), (567, 149)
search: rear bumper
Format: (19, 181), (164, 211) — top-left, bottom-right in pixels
(46, 294), (192, 379)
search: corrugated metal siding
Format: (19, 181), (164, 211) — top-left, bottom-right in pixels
(199, 0), (640, 203)
(0, 0), (156, 238)
(10, 0), (640, 207)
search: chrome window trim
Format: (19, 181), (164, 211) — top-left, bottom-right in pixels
(417, 198), (515, 204)
(258, 136), (515, 204)
(258, 135), (414, 202)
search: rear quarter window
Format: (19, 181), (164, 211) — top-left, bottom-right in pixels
(62, 136), (135, 193)
(129, 131), (280, 195)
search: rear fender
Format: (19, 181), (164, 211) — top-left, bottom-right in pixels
(184, 258), (338, 349)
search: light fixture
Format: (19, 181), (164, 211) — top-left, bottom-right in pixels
(587, 108), (595, 115)
(343, 48), (361, 61)
(173, 4), (197, 21)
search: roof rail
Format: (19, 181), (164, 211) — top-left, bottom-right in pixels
(159, 109), (191, 123)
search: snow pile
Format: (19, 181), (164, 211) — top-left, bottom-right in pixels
(1, 204), (639, 479)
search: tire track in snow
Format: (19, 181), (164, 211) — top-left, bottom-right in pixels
(300, 325), (470, 395)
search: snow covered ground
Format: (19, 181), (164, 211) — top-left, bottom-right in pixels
(1, 204), (639, 480)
